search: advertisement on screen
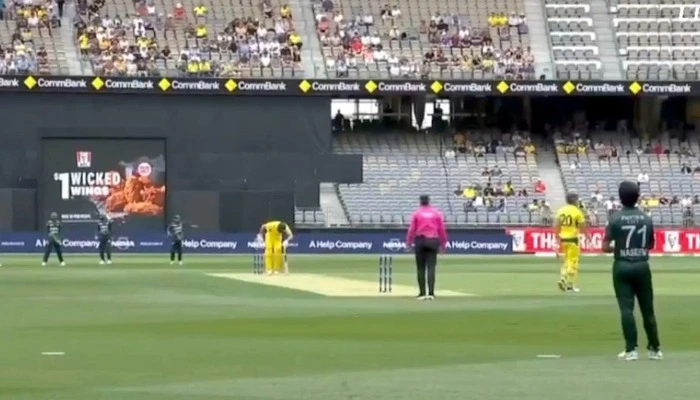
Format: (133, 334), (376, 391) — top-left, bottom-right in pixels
(41, 139), (166, 233)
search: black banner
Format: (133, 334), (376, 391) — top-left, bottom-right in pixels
(2, 75), (696, 96)
(41, 138), (166, 233)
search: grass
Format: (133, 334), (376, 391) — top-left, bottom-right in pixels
(0, 254), (699, 399)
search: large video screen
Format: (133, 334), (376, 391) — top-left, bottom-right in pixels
(41, 138), (166, 232)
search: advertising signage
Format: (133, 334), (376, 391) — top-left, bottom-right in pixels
(0, 75), (696, 96)
(0, 231), (513, 255)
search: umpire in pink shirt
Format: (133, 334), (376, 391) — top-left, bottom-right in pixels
(406, 195), (448, 299)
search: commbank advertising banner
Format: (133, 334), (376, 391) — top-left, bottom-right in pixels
(0, 232), (513, 254)
(506, 227), (700, 254)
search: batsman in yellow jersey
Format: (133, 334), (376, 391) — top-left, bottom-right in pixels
(554, 193), (586, 293)
(256, 221), (293, 275)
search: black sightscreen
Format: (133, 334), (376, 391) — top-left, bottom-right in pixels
(219, 191), (294, 232)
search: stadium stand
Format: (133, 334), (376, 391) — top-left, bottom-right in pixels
(333, 133), (545, 226)
(311, 0), (535, 79)
(294, 208), (326, 225)
(1, 1), (68, 75)
(76, 0), (304, 76)
(610, 0), (700, 80)
(557, 132), (700, 226)
(545, 0), (602, 79)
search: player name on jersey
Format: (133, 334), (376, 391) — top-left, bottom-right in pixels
(620, 248), (649, 257)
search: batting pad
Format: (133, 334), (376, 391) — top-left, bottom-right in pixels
(205, 273), (474, 298)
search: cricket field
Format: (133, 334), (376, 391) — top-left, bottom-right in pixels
(0, 254), (699, 400)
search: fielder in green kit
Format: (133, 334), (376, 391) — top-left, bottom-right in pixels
(602, 181), (662, 361)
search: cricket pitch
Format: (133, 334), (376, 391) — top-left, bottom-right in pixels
(206, 273), (475, 297)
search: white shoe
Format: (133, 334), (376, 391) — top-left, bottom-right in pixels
(170, 261), (174, 265)
(178, 261), (183, 266)
(648, 350), (664, 360)
(41, 262), (46, 267)
(426, 295), (435, 300)
(571, 287), (581, 293)
(267, 270), (273, 276)
(416, 295), (427, 300)
(107, 260), (112, 265)
(99, 260), (105, 265)
(60, 262), (66, 267)
(618, 350), (639, 361)
(273, 270), (279, 275)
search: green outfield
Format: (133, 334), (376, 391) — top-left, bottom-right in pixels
(1, 254), (699, 399)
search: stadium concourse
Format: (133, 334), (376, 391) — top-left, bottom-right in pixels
(2, 0), (697, 79)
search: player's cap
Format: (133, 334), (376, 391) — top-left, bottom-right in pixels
(173, 214), (181, 221)
(419, 195), (430, 206)
(277, 222), (287, 232)
(618, 180), (640, 207)
(50, 212), (58, 219)
(566, 192), (579, 205)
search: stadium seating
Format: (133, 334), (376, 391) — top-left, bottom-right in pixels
(557, 133), (700, 226)
(294, 208), (326, 225)
(610, 0), (700, 80)
(80, 0), (303, 77)
(545, 0), (603, 79)
(1, 5), (68, 75)
(311, 0), (535, 79)
(333, 133), (545, 225)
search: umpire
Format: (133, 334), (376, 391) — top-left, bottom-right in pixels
(603, 181), (662, 361)
(405, 195), (448, 300)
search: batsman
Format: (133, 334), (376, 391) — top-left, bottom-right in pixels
(603, 181), (662, 361)
(42, 212), (65, 266)
(257, 220), (293, 275)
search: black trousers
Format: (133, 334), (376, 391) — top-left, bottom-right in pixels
(613, 263), (661, 352)
(43, 240), (64, 263)
(99, 237), (112, 261)
(170, 240), (183, 261)
(414, 236), (439, 296)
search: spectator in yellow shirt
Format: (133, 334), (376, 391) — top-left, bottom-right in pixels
(187, 60), (200, 75)
(647, 196), (660, 207)
(78, 33), (90, 56)
(577, 143), (587, 154)
(497, 13), (508, 26)
(199, 60), (212, 75)
(196, 24), (208, 38)
(524, 142), (536, 154)
(503, 181), (514, 196)
(280, 4), (291, 19)
(463, 187), (476, 199)
(289, 31), (302, 49)
(193, 3), (207, 18)
(488, 13), (497, 26)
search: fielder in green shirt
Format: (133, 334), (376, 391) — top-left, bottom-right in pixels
(602, 181), (662, 361)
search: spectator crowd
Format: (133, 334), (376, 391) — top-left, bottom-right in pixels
(73, 0), (303, 76)
(314, 0), (534, 79)
(0, 0), (60, 75)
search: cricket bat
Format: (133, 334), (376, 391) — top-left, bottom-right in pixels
(283, 253), (289, 274)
